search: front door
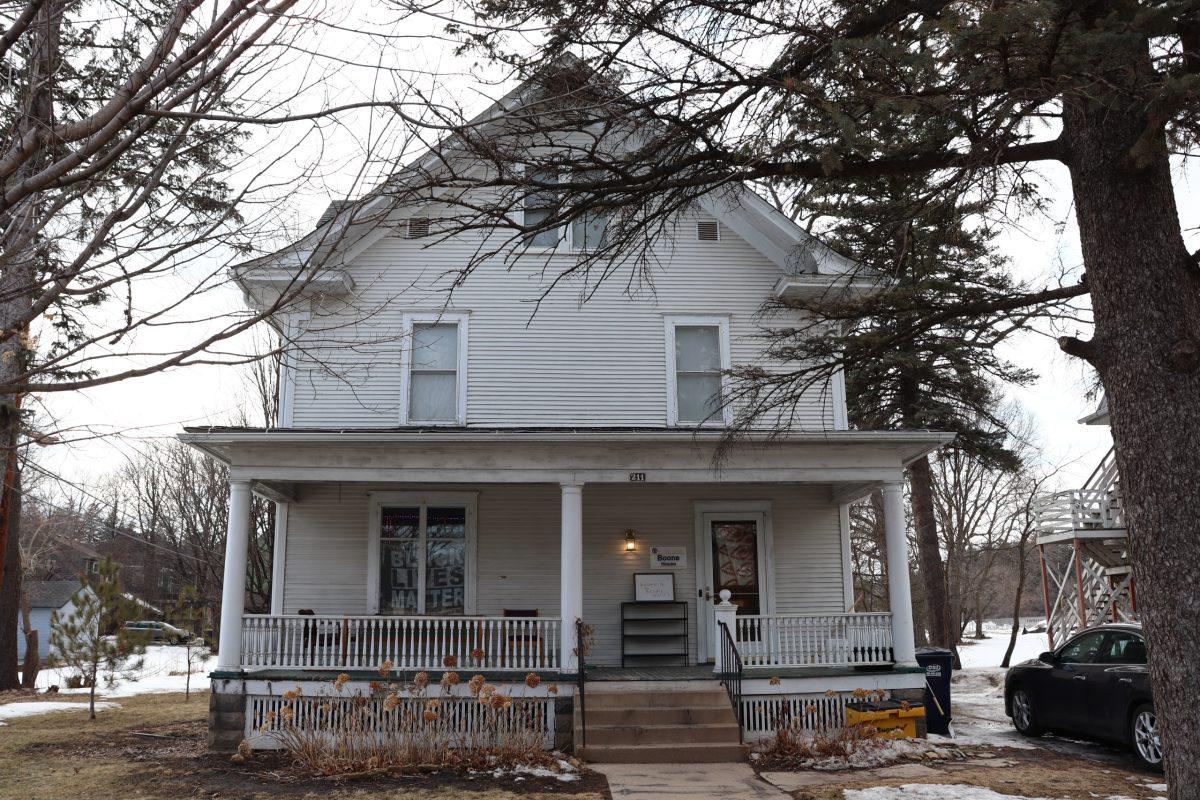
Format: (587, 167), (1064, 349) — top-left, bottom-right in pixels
(698, 511), (769, 661)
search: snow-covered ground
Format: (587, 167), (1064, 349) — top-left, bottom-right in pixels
(26, 644), (215, 699)
(0, 700), (119, 725)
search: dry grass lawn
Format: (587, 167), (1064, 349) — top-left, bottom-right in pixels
(0, 691), (608, 800)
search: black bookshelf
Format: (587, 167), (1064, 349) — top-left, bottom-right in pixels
(620, 601), (689, 667)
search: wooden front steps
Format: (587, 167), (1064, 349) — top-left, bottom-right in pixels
(574, 681), (747, 763)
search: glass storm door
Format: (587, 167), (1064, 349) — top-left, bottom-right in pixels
(700, 512), (767, 660)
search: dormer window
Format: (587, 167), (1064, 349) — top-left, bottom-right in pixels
(664, 316), (731, 426)
(402, 314), (469, 425)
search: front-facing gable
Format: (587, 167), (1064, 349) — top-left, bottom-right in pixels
(235, 69), (872, 433)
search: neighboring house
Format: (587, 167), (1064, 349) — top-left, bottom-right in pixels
(1034, 396), (1136, 647)
(181, 71), (952, 759)
(33, 535), (103, 583)
(17, 581), (92, 662)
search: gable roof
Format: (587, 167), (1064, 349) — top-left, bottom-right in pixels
(235, 59), (872, 300)
(26, 580), (86, 610)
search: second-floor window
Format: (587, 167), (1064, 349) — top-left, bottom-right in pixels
(665, 316), (730, 425)
(403, 314), (468, 425)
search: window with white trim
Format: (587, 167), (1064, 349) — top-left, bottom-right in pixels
(524, 169), (606, 250)
(372, 496), (476, 615)
(666, 317), (730, 425)
(524, 170), (560, 248)
(403, 315), (467, 424)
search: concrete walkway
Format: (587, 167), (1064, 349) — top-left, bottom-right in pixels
(593, 763), (788, 799)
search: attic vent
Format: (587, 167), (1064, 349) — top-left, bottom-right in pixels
(405, 217), (431, 239)
(696, 220), (722, 241)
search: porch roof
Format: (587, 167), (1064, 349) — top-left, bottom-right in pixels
(179, 426), (952, 503)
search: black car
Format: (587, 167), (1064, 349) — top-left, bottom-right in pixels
(1004, 623), (1160, 771)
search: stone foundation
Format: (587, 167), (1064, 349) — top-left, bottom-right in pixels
(208, 679), (246, 753)
(553, 695), (574, 751)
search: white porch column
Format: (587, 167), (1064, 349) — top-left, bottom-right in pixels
(217, 479), (253, 670)
(560, 482), (584, 672)
(882, 481), (918, 666)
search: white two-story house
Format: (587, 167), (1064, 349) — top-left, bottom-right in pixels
(182, 72), (951, 762)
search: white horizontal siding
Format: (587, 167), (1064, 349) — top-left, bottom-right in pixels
(288, 210), (837, 429)
(281, 482), (847, 667)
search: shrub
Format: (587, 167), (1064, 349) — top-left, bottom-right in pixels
(261, 666), (561, 777)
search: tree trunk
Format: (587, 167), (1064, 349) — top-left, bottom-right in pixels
(908, 455), (953, 649)
(1001, 540), (1030, 669)
(0, 0), (60, 693)
(1061, 21), (1200, 794)
(17, 475), (38, 689)
(0, 433), (20, 690)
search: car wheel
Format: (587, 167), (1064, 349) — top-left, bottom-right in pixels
(1010, 687), (1042, 737)
(1130, 703), (1164, 772)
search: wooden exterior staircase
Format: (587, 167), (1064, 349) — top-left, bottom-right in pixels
(1034, 447), (1138, 647)
(574, 681), (748, 763)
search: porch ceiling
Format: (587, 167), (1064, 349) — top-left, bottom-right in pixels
(179, 427), (952, 501)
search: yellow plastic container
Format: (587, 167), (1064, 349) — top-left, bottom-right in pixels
(845, 701), (926, 739)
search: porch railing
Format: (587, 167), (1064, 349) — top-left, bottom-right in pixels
(240, 614), (561, 672)
(733, 612), (893, 668)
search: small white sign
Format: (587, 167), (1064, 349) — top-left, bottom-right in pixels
(650, 546), (687, 570)
(634, 572), (675, 602)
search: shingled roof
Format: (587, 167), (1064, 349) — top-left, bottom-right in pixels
(25, 580), (86, 609)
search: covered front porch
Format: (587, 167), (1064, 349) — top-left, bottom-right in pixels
(183, 427), (949, 749)
(189, 428), (948, 674)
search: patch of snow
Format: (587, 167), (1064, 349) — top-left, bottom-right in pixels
(844, 784), (1047, 800)
(1141, 784), (1168, 793)
(946, 668), (1035, 751)
(766, 736), (960, 772)
(483, 761), (580, 783)
(28, 644), (215, 698)
(958, 628), (1047, 671)
(0, 700), (118, 724)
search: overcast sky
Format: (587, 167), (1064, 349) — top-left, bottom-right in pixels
(34, 7), (1194, 499)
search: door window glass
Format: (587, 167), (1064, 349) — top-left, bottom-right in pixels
(711, 520), (760, 615)
(1057, 631), (1106, 664)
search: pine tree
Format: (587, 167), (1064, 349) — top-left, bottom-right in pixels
(50, 559), (147, 719)
(764, 147), (1053, 653)
(169, 586), (209, 700)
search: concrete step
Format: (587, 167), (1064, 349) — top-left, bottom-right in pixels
(575, 722), (741, 746)
(581, 688), (730, 709)
(577, 742), (749, 764)
(580, 705), (737, 726)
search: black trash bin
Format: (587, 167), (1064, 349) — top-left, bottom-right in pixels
(916, 647), (953, 735)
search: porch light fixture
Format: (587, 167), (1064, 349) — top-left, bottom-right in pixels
(624, 530), (638, 552)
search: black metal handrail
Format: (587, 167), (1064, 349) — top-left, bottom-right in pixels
(716, 620), (744, 742)
(574, 617), (587, 749)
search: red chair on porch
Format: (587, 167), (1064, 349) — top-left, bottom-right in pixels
(503, 609), (544, 668)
